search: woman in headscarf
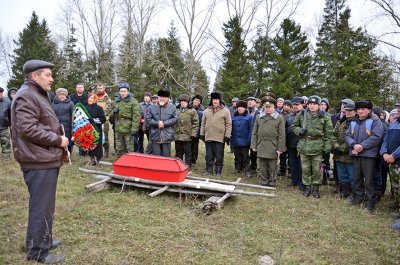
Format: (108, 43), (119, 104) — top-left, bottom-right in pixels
(51, 88), (74, 152)
(86, 92), (106, 165)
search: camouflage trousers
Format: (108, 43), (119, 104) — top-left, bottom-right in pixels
(258, 158), (277, 186)
(300, 154), (323, 185)
(0, 128), (11, 158)
(115, 133), (133, 157)
(389, 164), (400, 204)
(103, 121), (110, 148)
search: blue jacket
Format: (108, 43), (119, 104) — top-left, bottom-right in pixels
(380, 118), (400, 165)
(345, 113), (384, 158)
(231, 111), (252, 147)
(146, 103), (178, 143)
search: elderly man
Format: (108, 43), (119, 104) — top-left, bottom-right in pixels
(11, 60), (69, 263)
(0, 87), (11, 160)
(346, 100), (383, 212)
(200, 92), (232, 176)
(146, 90), (178, 157)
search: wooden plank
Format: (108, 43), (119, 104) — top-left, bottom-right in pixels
(79, 168), (275, 198)
(148, 186), (170, 197)
(85, 176), (111, 192)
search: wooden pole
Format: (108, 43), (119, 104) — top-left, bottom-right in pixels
(148, 186), (170, 197)
(186, 175), (276, 191)
(85, 176), (111, 192)
(79, 168), (275, 198)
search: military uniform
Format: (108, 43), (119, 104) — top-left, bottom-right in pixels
(0, 87), (11, 159)
(291, 96), (333, 198)
(109, 90), (140, 157)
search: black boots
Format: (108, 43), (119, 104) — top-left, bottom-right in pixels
(303, 185), (311, 197)
(201, 167), (213, 176)
(312, 185), (320, 199)
(215, 165), (223, 177)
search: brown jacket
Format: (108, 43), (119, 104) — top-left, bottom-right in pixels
(200, 105), (232, 143)
(11, 80), (64, 169)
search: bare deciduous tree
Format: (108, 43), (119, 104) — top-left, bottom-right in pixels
(0, 30), (14, 83)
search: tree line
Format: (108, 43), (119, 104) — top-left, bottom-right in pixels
(2, 0), (400, 109)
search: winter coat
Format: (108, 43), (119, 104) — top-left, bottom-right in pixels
(109, 94), (140, 135)
(291, 109), (333, 155)
(174, 105), (199, 141)
(0, 97), (11, 129)
(85, 103), (106, 159)
(191, 104), (204, 139)
(251, 110), (286, 159)
(285, 111), (300, 149)
(345, 113), (384, 158)
(97, 92), (112, 115)
(70, 92), (88, 106)
(51, 96), (74, 139)
(231, 111), (252, 147)
(11, 80), (64, 169)
(200, 105), (232, 143)
(139, 101), (152, 131)
(146, 103), (178, 143)
(380, 118), (400, 165)
(332, 116), (353, 163)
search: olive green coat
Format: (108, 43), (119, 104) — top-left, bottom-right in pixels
(291, 109), (333, 155)
(332, 118), (353, 163)
(251, 111), (286, 159)
(109, 94), (140, 134)
(175, 106), (199, 141)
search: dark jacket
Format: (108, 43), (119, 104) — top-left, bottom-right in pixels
(332, 116), (353, 163)
(0, 97), (11, 129)
(285, 111), (300, 149)
(85, 103), (106, 159)
(191, 104), (204, 139)
(70, 92), (88, 106)
(51, 97), (74, 139)
(146, 103), (178, 143)
(380, 118), (400, 165)
(11, 80), (64, 169)
(231, 110), (252, 147)
(345, 113), (384, 158)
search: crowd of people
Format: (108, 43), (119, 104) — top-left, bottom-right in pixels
(1, 59), (400, 263)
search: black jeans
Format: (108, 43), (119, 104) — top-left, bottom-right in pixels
(250, 149), (257, 170)
(353, 156), (376, 204)
(175, 140), (192, 167)
(205, 141), (225, 171)
(233, 146), (250, 170)
(23, 168), (59, 260)
(279, 151), (288, 174)
(191, 138), (200, 164)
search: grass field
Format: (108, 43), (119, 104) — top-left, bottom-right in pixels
(1, 141), (399, 264)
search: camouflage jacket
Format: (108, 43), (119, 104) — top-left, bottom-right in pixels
(109, 94), (140, 134)
(174, 105), (199, 141)
(97, 92), (112, 116)
(291, 109), (333, 155)
(332, 117), (353, 163)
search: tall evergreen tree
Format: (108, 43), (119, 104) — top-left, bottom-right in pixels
(269, 18), (312, 99)
(216, 16), (252, 101)
(8, 12), (60, 88)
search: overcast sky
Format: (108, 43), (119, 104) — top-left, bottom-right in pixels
(0, 0), (398, 89)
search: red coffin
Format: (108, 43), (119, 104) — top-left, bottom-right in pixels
(112, 153), (189, 182)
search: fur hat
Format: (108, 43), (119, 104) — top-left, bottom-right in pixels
(178, 94), (190, 102)
(308, 95), (321, 105)
(355, 100), (373, 109)
(261, 96), (277, 107)
(55, 88), (68, 96)
(191, 94), (203, 103)
(118, 83), (130, 91)
(236, 100), (247, 109)
(211, 92), (221, 101)
(277, 97), (284, 103)
(157, 89), (170, 98)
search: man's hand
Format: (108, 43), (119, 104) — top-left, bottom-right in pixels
(383, 153), (396, 164)
(299, 128), (307, 137)
(158, 121), (164, 128)
(277, 151), (283, 156)
(60, 136), (69, 148)
(200, 135), (205, 142)
(334, 147), (342, 155)
(224, 137), (230, 146)
(352, 149), (359, 156)
(252, 148), (257, 152)
(354, 144), (363, 153)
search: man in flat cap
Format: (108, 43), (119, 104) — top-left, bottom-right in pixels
(146, 89), (178, 157)
(292, 95), (333, 199)
(200, 92), (232, 176)
(345, 100), (383, 212)
(0, 87), (11, 160)
(108, 82), (140, 157)
(11, 59), (68, 263)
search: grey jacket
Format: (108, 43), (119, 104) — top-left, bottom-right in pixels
(146, 103), (178, 143)
(345, 113), (384, 158)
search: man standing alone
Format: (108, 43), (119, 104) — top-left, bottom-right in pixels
(11, 60), (68, 263)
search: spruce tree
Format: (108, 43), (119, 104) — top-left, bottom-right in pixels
(216, 16), (252, 101)
(8, 12), (60, 88)
(269, 18), (312, 99)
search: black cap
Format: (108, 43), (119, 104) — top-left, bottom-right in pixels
(292, 97), (303, 105)
(344, 103), (356, 111)
(23, 60), (54, 75)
